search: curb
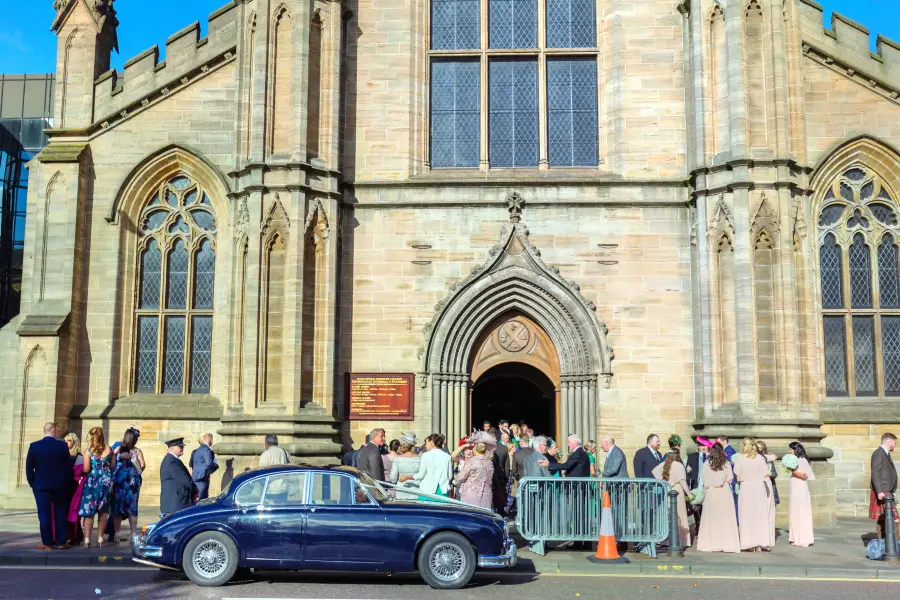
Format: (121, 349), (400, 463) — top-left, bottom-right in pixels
(0, 551), (136, 567)
(518, 555), (899, 579)
(1, 549), (898, 580)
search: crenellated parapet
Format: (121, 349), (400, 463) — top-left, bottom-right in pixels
(92, 1), (239, 131)
(798, 0), (900, 105)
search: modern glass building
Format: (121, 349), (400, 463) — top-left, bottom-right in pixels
(0, 74), (54, 327)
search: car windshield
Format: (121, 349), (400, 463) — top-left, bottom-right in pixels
(216, 481), (231, 501)
(357, 473), (389, 503)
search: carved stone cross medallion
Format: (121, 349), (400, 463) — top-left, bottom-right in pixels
(498, 320), (530, 352)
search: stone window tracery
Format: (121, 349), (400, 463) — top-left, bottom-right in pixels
(134, 174), (216, 395)
(429, 0), (598, 168)
(818, 165), (900, 397)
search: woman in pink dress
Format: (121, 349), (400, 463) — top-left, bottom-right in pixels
(652, 447), (691, 548)
(696, 444), (740, 552)
(733, 437), (775, 551)
(788, 441), (815, 547)
(456, 443), (494, 509)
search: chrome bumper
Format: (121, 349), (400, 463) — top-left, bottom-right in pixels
(132, 535), (164, 559)
(478, 537), (518, 569)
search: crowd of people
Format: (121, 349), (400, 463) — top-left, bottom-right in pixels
(342, 423), (831, 555)
(343, 420), (594, 520)
(24, 423), (146, 549)
(616, 432), (816, 554)
(23, 419), (898, 558)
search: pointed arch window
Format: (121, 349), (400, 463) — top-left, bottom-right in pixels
(818, 165), (900, 397)
(134, 174), (217, 395)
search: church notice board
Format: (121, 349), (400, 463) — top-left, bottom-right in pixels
(345, 373), (415, 421)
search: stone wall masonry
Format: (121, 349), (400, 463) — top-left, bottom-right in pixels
(803, 65), (900, 165)
(798, 0), (900, 123)
(340, 196), (695, 456)
(599, 0), (688, 178)
(821, 424), (900, 518)
(93, 1), (239, 125)
(72, 65), (238, 409)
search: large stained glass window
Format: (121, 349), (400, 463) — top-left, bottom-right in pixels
(819, 165), (900, 397)
(489, 58), (539, 167)
(547, 58), (598, 167)
(430, 60), (481, 168)
(428, 0), (599, 169)
(134, 174), (216, 394)
(432, 0), (480, 50)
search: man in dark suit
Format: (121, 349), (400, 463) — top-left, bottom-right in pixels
(190, 433), (218, 500)
(686, 441), (710, 530)
(511, 435), (533, 482)
(599, 435), (629, 478)
(492, 438), (510, 515)
(544, 434), (591, 478)
(871, 432), (899, 539)
(160, 438), (196, 517)
(633, 433), (665, 479)
(25, 422), (71, 549)
(357, 428), (385, 482)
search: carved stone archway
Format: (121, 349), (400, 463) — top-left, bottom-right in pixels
(470, 312), (562, 439)
(421, 198), (614, 447)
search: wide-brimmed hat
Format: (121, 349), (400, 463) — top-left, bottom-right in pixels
(400, 432), (417, 445)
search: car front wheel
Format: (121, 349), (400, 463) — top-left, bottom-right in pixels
(182, 531), (239, 587)
(417, 532), (476, 590)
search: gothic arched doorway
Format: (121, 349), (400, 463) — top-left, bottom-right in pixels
(421, 211), (614, 448)
(471, 363), (557, 438)
(469, 313), (561, 440)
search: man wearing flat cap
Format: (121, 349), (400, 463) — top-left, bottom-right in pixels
(160, 438), (196, 517)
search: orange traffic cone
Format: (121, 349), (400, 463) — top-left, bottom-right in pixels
(587, 489), (630, 564)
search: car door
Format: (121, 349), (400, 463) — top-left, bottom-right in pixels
(253, 471), (309, 568)
(229, 475), (269, 565)
(303, 472), (386, 568)
(229, 473), (309, 568)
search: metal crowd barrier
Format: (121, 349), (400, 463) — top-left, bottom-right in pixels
(515, 477), (670, 556)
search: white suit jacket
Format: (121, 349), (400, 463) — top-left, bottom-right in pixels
(413, 448), (452, 495)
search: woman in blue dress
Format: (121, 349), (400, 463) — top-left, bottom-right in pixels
(113, 428), (145, 542)
(78, 427), (113, 548)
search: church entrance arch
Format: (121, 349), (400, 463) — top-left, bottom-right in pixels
(469, 313), (561, 439)
(421, 196), (614, 448)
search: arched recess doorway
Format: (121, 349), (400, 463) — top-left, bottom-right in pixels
(421, 212), (614, 448)
(469, 313), (561, 439)
(471, 364), (557, 437)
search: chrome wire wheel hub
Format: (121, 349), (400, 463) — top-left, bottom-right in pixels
(192, 539), (228, 579)
(429, 542), (466, 582)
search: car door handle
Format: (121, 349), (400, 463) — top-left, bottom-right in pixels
(310, 507), (317, 513)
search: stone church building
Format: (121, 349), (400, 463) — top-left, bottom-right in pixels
(2, 0), (899, 520)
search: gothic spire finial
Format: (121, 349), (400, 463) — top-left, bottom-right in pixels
(507, 192), (524, 223)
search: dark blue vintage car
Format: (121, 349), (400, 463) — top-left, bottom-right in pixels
(132, 465), (516, 589)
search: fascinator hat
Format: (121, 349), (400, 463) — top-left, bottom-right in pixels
(668, 434), (682, 448)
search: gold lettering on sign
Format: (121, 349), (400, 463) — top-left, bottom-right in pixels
(346, 373), (415, 420)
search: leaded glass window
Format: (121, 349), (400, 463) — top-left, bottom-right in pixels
(547, 58), (598, 167)
(432, 0), (480, 50)
(818, 164), (900, 397)
(489, 0), (538, 49)
(134, 173), (217, 395)
(546, 0), (595, 48)
(489, 58), (539, 167)
(431, 60), (480, 168)
(428, 0), (599, 169)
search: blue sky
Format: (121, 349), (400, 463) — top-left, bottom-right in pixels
(0, 0), (898, 74)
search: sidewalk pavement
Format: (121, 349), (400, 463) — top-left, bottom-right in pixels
(0, 511), (897, 579)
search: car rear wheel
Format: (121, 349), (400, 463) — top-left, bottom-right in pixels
(182, 532), (239, 587)
(417, 532), (476, 590)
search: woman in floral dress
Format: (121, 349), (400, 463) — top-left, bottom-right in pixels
(78, 427), (113, 548)
(456, 443), (495, 509)
(113, 428), (145, 542)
